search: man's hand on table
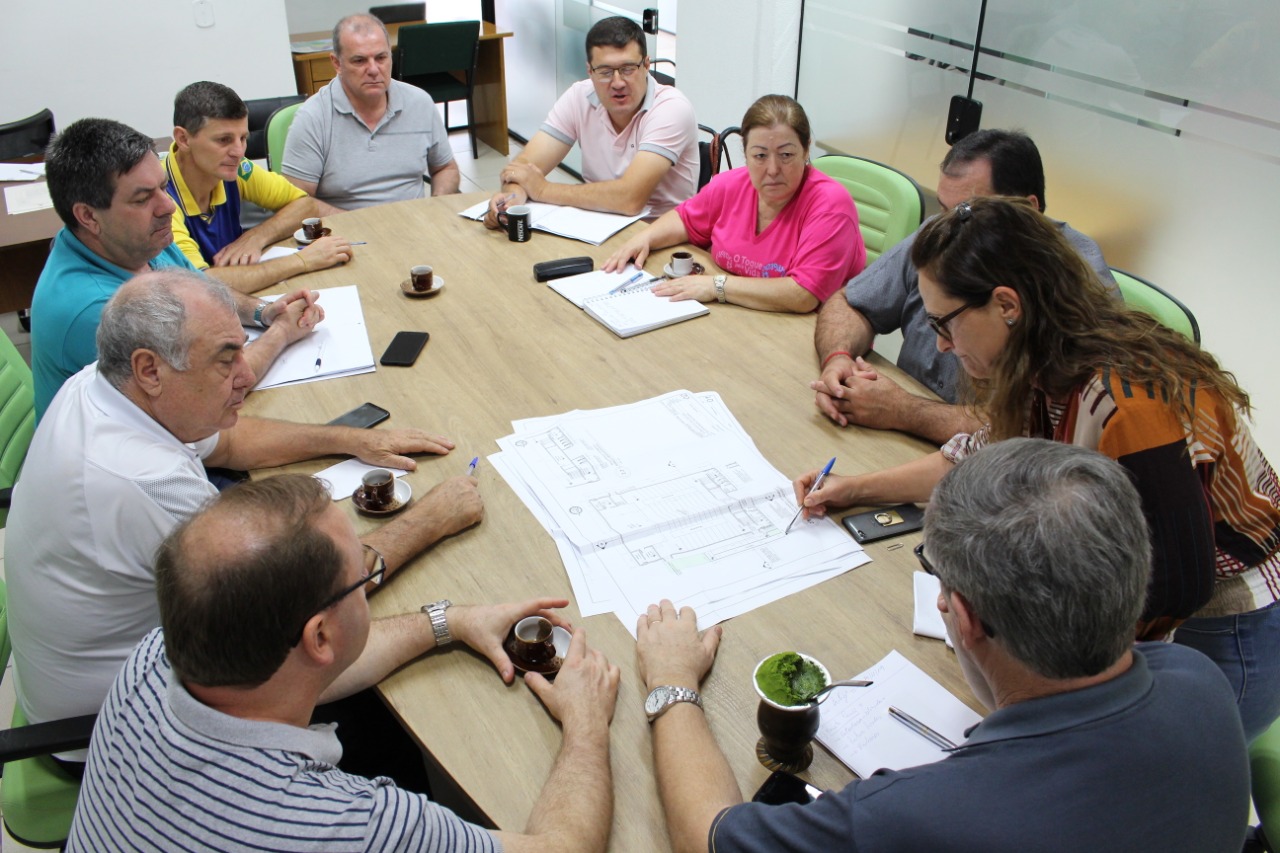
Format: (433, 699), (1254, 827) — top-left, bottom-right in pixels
(449, 598), (574, 684)
(527, 627), (620, 727)
(812, 355), (916, 430)
(484, 186), (529, 230)
(636, 600), (722, 692)
(349, 427), (456, 470)
(261, 288), (324, 344)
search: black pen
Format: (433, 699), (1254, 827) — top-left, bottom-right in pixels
(889, 706), (956, 749)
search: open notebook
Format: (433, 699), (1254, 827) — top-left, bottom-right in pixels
(548, 268), (708, 338)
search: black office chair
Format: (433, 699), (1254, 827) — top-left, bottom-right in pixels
(370, 3), (425, 25)
(0, 109), (55, 161)
(651, 57), (676, 87)
(243, 95), (304, 164)
(396, 21), (481, 158)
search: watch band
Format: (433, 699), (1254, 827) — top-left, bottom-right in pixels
(645, 685), (703, 723)
(252, 302), (271, 329)
(713, 275), (727, 303)
(422, 599), (453, 646)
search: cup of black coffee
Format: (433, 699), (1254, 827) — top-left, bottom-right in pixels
(302, 218), (331, 240)
(671, 251), (695, 276)
(506, 205), (532, 243)
(508, 616), (556, 667)
(360, 469), (395, 509)
(410, 265), (434, 292)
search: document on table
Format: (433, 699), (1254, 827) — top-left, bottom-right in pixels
(816, 650), (982, 778)
(548, 268), (708, 338)
(458, 200), (646, 245)
(4, 182), (53, 214)
(491, 390), (871, 631)
(245, 284), (376, 389)
(0, 163), (45, 181)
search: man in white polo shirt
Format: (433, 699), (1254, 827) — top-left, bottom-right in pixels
(484, 16), (698, 226)
(283, 14), (461, 209)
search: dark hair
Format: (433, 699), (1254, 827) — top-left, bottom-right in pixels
(156, 475), (345, 688)
(740, 94), (811, 151)
(173, 81), (247, 135)
(585, 16), (646, 61)
(926, 438), (1150, 679)
(44, 118), (156, 231)
(941, 129), (1046, 212)
(910, 196), (1248, 438)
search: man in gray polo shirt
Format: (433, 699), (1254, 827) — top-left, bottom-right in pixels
(635, 439), (1249, 853)
(283, 14), (461, 209)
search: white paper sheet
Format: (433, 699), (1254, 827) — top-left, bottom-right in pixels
(314, 458), (408, 501)
(4, 182), (53, 214)
(245, 285), (375, 389)
(0, 163), (45, 181)
(457, 200), (645, 245)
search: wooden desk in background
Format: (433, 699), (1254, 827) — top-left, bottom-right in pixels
(290, 21), (513, 156)
(244, 193), (978, 851)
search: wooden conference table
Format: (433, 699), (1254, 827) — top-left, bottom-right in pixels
(244, 193), (978, 850)
(290, 20), (514, 155)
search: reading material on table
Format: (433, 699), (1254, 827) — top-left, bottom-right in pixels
(245, 284), (376, 389)
(457, 199), (645, 245)
(4, 182), (53, 214)
(816, 650), (982, 778)
(489, 390), (871, 631)
(548, 267), (708, 338)
(0, 163), (46, 182)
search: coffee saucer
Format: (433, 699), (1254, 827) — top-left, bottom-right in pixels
(400, 277), (445, 298)
(294, 228), (313, 245)
(505, 625), (571, 677)
(352, 478), (412, 516)
(664, 261), (704, 278)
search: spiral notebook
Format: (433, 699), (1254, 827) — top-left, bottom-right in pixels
(548, 269), (709, 338)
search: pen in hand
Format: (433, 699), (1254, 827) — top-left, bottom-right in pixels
(784, 456), (836, 535)
(889, 706), (957, 750)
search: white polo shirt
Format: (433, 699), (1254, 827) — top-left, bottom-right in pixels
(5, 365), (218, 757)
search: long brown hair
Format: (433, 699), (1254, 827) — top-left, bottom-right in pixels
(910, 196), (1248, 439)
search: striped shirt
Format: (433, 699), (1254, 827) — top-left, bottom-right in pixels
(67, 629), (501, 853)
(943, 369), (1280, 635)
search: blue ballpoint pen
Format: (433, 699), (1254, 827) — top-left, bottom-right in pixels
(608, 270), (647, 295)
(784, 457), (836, 535)
(467, 456), (479, 477)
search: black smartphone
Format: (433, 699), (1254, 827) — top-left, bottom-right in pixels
(842, 503), (925, 544)
(380, 331), (430, 367)
(326, 402), (390, 429)
(752, 771), (821, 805)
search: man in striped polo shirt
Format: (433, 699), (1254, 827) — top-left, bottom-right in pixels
(68, 474), (620, 852)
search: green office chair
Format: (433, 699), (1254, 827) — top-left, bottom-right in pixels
(812, 155), (925, 266)
(1110, 268), (1201, 344)
(0, 328), (35, 527)
(1251, 718), (1280, 851)
(396, 21), (481, 159)
(0, 578), (96, 848)
(266, 102), (303, 173)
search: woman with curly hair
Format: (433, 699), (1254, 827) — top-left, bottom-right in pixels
(797, 196), (1280, 740)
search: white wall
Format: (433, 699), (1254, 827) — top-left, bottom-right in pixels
(1, 0), (297, 139)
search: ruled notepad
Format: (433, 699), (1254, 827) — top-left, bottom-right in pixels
(547, 268), (708, 338)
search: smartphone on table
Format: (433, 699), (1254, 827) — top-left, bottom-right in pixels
(327, 402), (390, 429)
(380, 331), (430, 367)
(841, 503), (925, 544)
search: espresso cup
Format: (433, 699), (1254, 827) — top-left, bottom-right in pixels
(509, 616), (556, 666)
(302, 218), (331, 240)
(410, 265), (434, 292)
(360, 469), (395, 509)
(506, 205), (532, 243)
(671, 251), (695, 276)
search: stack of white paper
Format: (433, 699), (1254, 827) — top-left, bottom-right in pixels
(490, 391), (871, 632)
(246, 284), (376, 389)
(548, 267), (708, 338)
(458, 200), (646, 245)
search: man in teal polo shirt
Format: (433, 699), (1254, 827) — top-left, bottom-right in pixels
(32, 118), (321, 419)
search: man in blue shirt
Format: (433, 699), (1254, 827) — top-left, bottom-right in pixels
(32, 118), (321, 418)
(636, 439), (1250, 853)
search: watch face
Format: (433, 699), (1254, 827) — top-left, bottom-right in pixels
(645, 687), (672, 716)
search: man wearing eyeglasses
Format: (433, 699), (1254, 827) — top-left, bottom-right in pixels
(68, 474), (620, 853)
(635, 439), (1249, 853)
(483, 15), (698, 228)
(5, 268), (482, 779)
(811, 129), (1116, 444)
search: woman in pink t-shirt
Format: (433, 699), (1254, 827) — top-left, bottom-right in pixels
(604, 95), (866, 313)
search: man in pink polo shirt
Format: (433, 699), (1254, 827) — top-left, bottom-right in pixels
(484, 16), (698, 226)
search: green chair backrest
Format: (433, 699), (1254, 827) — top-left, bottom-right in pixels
(266, 102), (303, 173)
(812, 155), (925, 265)
(397, 21), (480, 79)
(0, 579), (83, 846)
(1111, 268), (1201, 344)
(0, 330), (35, 528)
(1252, 718), (1280, 847)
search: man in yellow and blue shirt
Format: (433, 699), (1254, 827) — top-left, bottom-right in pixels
(166, 81), (354, 294)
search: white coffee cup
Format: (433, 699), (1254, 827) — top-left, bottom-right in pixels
(671, 251), (695, 277)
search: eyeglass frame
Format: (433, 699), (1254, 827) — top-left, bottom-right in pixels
(925, 301), (979, 342)
(913, 542), (996, 638)
(588, 60), (647, 82)
(291, 543), (387, 645)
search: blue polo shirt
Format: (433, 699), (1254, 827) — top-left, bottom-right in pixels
(31, 228), (196, 419)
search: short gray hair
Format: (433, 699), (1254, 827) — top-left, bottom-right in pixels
(96, 269), (238, 388)
(332, 14), (391, 58)
(924, 438), (1150, 679)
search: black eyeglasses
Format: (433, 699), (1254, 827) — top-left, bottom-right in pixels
(914, 542), (995, 637)
(925, 302), (977, 342)
(291, 544), (386, 645)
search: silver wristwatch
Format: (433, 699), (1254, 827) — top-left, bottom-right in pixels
(713, 274), (727, 303)
(252, 301), (271, 329)
(645, 685), (703, 722)
(422, 599), (453, 646)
